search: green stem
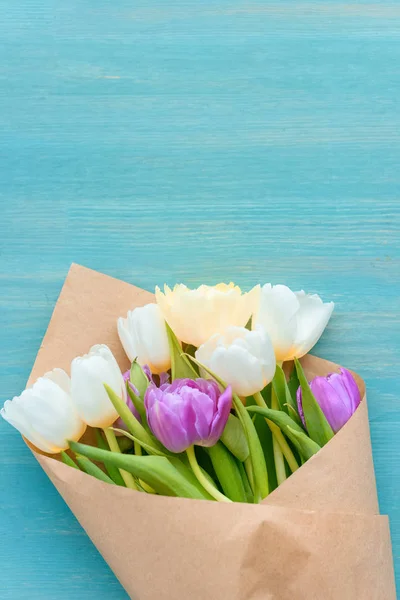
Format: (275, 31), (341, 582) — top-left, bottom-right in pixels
(254, 391), (299, 475)
(244, 456), (255, 493)
(134, 441), (142, 456)
(186, 446), (232, 503)
(272, 432), (287, 485)
(139, 480), (155, 493)
(270, 390), (299, 473)
(103, 428), (139, 491)
(61, 451), (79, 470)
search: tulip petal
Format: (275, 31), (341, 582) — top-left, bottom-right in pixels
(2, 367), (86, 454)
(148, 395), (190, 453)
(1, 395), (58, 453)
(207, 385), (233, 446)
(118, 304), (171, 374)
(309, 369), (360, 433)
(117, 317), (136, 362)
(308, 376), (347, 433)
(293, 292), (334, 358)
(156, 283), (255, 347)
(187, 389), (216, 441)
(71, 346), (123, 428)
(196, 326), (276, 397)
(337, 368), (361, 414)
(254, 284), (299, 362)
(43, 368), (71, 394)
(21, 386), (85, 451)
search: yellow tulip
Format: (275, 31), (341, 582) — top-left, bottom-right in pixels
(155, 283), (259, 347)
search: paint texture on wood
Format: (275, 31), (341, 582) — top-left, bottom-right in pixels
(0, 1), (399, 598)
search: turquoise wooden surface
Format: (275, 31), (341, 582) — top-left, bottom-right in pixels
(1, 1), (399, 597)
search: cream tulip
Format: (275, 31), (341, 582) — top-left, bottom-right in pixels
(117, 303), (171, 374)
(1, 368), (86, 454)
(195, 325), (276, 397)
(71, 344), (125, 428)
(253, 284), (334, 362)
(155, 283), (259, 347)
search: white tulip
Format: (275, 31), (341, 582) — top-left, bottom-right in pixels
(1, 368), (86, 454)
(71, 344), (126, 428)
(195, 325), (276, 397)
(253, 284), (334, 362)
(155, 283), (259, 347)
(117, 303), (171, 374)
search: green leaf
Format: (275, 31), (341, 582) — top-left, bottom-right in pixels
(294, 358), (334, 447)
(69, 441), (212, 500)
(249, 400), (278, 493)
(112, 428), (170, 457)
(76, 455), (115, 485)
(168, 456), (215, 500)
(231, 395), (270, 500)
(104, 384), (165, 455)
(220, 413), (249, 462)
(94, 429), (126, 486)
(165, 322), (198, 380)
(130, 359), (149, 399)
(61, 452), (79, 470)
(272, 365), (303, 427)
(207, 442), (247, 502)
(245, 316), (252, 331)
(237, 460), (254, 503)
(247, 406), (321, 462)
(182, 343), (198, 359)
(260, 382), (272, 407)
(186, 355), (269, 501)
(247, 405), (304, 435)
(286, 426), (322, 461)
(287, 363), (300, 402)
(126, 381), (147, 425)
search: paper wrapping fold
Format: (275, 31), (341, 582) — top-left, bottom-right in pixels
(27, 264), (395, 600)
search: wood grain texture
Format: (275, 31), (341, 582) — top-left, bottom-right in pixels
(0, 1), (399, 598)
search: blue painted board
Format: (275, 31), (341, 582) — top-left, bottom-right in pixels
(0, 1), (399, 597)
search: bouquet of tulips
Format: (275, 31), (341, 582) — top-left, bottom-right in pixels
(3, 265), (395, 600)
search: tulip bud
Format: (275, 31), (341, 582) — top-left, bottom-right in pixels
(117, 303), (171, 374)
(144, 378), (232, 453)
(195, 325), (276, 397)
(253, 284), (334, 362)
(1, 369), (86, 453)
(71, 344), (126, 428)
(296, 368), (361, 433)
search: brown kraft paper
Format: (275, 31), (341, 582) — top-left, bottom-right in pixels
(26, 264), (395, 600)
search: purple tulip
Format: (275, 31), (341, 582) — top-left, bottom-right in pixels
(144, 378), (232, 453)
(296, 368), (361, 433)
(115, 367), (171, 430)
